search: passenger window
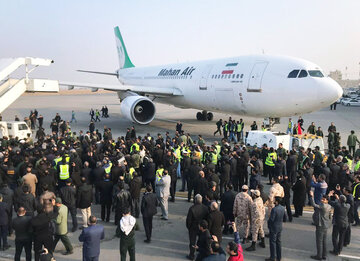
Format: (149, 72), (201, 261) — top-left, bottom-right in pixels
(236, 74), (239, 78)
(215, 75), (217, 79)
(298, 70), (308, 78)
(288, 70), (299, 78)
(241, 74), (244, 78)
(232, 74), (235, 78)
(221, 75), (224, 79)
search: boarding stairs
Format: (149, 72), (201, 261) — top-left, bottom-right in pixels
(0, 57), (59, 113)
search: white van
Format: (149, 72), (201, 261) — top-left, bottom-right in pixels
(0, 121), (32, 140)
(246, 131), (290, 149)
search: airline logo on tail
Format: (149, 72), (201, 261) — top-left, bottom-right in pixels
(114, 26), (134, 69)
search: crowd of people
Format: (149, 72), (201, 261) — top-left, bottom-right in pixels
(0, 112), (359, 261)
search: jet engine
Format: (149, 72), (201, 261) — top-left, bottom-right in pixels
(120, 95), (156, 124)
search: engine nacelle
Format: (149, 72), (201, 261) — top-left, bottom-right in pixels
(120, 95), (156, 124)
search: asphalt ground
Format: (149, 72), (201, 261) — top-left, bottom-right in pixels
(0, 91), (359, 260)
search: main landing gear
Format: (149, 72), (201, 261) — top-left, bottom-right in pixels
(196, 110), (213, 121)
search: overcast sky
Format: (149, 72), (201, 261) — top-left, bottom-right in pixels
(1, 0), (359, 84)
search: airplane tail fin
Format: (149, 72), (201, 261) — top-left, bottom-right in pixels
(114, 26), (134, 69)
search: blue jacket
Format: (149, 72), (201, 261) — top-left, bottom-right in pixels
(79, 224), (105, 258)
(267, 205), (286, 233)
(311, 180), (328, 204)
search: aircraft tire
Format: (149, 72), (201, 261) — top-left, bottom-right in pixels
(196, 112), (203, 121)
(207, 112), (213, 121)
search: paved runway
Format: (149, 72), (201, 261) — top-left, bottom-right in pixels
(0, 91), (360, 261)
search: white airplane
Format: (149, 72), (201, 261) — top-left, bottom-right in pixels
(64, 26), (343, 125)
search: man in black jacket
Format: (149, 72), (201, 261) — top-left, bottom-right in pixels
(31, 202), (58, 261)
(141, 185), (158, 243)
(76, 177), (93, 228)
(207, 202), (225, 243)
(93, 162), (106, 204)
(0, 183), (14, 234)
(219, 157), (230, 196)
(328, 192), (350, 256)
(60, 178), (77, 232)
(12, 207), (32, 261)
(196, 220), (212, 261)
(280, 175), (293, 222)
(0, 194), (10, 251)
(81, 161), (92, 184)
(14, 185), (36, 217)
(143, 158), (156, 191)
(130, 172), (142, 218)
(220, 183), (236, 234)
(188, 160), (202, 202)
(186, 194), (209, 260)
(113, 180), (132, 226)
(99, 174), (113, 222)
(195, 171), (208, 199)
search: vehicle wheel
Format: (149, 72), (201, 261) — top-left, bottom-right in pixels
(196, 112), (203, 121)
(346, 103), (350, 106)
(207, 112), (214, 121)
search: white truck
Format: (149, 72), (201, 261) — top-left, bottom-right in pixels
(246, 130), (325, 153)
(0, 121), (32, 140)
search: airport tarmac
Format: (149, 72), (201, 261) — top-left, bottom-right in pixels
(2, 90), (360, 147)
(0, 91), (360, 261)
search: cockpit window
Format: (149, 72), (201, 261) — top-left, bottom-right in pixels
(287, 70), (299, 78)
(308, 70), (324, 78)
(298, 70), (308, 78)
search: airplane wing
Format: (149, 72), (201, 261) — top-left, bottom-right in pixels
(59, 81), (183, 97)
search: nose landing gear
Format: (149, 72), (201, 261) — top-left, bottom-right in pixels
(196, 110), (213, 121)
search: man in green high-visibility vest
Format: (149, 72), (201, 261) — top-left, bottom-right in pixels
(57, 157), (70, 188)
(264, 148), (277, 185)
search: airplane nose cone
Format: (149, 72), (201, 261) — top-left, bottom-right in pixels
(318, 78), (343, 105)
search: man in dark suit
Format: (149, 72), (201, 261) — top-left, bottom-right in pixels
(141, 185), (158, 243)
(98, 174), (113, 222)
(328, 192), (350, 256)
(143, 158), (156, 191)
(79, 216), (105, 261)
(266, 196), (286, 261)
(0, 194), (10, 251)
(12, 207), (32, 261)
(207, 202), (225, 243)
(220, 183), (236, 234)
(186, 194), (209, 260)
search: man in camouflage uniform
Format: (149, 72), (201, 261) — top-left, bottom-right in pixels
(246, 189), (266, 251)
(266, 176), (284, 217)
(233, 185), (252, 244)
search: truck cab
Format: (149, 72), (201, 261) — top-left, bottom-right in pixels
(0, 121), (32, 140)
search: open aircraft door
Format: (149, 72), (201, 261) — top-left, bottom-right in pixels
(247, 61), (268, 92)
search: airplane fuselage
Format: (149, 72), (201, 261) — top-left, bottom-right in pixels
(117, 54), (343, 118)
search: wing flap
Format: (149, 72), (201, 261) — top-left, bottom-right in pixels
(59, 81), (183, 96)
